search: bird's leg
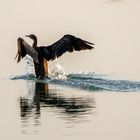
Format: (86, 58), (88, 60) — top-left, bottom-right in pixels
(43, 58), (49, 78)
(33, 58), (49, 79)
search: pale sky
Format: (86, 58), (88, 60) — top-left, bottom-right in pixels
(0, 0), (140, 80)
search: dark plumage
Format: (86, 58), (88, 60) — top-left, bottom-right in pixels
(15, 34), (94, 63)
(15, 37), (39, 63)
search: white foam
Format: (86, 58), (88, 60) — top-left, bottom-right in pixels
(48, 59), (67, 79)
(24, 57), (67, 79)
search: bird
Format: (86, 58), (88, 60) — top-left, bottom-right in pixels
(15, 34), (94, 78)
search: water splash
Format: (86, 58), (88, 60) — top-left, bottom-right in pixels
(23, 57), (67, 79)
(24, 56), (35, 75)
(66, 73), (140, 92)
(48, 59), (67, 79)
(10, 72), (140, 92)
(10, 57), (140, 92)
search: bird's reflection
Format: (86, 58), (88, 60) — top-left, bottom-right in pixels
(20, 82), (96, 130)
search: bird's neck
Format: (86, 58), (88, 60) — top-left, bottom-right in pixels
(33, 37), (37, 48)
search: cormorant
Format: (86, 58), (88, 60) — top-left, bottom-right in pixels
(15, 34), (94, 79)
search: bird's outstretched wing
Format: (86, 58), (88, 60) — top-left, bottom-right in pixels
(39, 34), (94, 61)
(15, 38), (39, 63)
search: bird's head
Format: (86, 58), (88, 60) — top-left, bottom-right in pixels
(25, 34), (37, 41)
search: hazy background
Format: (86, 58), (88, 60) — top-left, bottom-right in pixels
(0, 0), (140, 80)
(0, 1), (140, 140)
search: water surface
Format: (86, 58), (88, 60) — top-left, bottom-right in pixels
(1, 76), (140, 140)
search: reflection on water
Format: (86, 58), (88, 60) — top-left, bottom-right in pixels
(20, 82), (96, 134)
